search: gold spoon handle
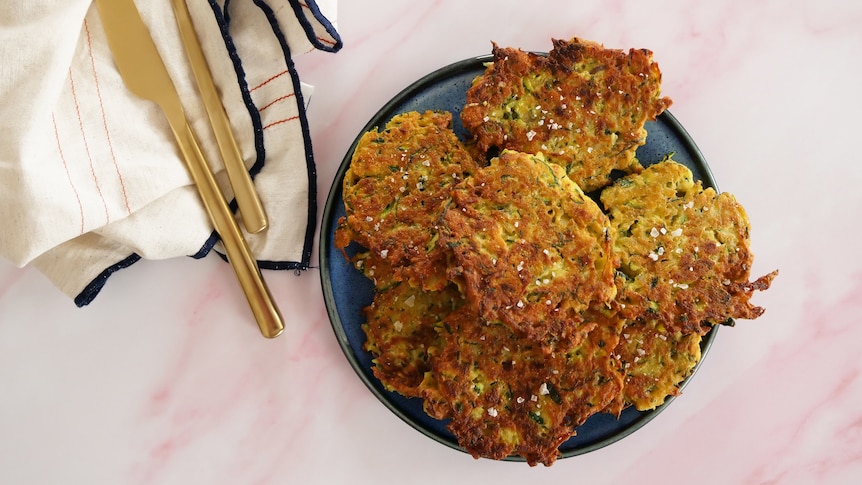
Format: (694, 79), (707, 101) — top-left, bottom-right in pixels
(171, 0), (269, 234)
(173, 116), (284, 339)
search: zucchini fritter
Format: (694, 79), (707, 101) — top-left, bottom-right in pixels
(441, 150), (616, 344)
(461, 38), (672, 192)
(362, 280), (464, 398)
(337, 110), (479, 290)
(606, 318), (702, 414)
(600, 160), (778, 335)
(424, 305), (624, 466)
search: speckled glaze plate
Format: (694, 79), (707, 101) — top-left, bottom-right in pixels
(320, 56), (718, 461)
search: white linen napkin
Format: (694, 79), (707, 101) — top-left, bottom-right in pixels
(0, 0), (341, 305)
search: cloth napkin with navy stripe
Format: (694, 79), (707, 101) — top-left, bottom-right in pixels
(0, 0), (341, 305)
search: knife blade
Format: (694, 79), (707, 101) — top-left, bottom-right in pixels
(95, 0), (284, 338)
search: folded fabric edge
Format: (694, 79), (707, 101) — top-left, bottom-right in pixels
(74, 253), (142, 307)
(211, 248), (310, 272)
(285, 0), (343, 52)
(187, 1), (318, 267)
(233, 0), (322, 270)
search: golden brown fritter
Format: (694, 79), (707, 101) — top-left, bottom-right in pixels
(606, 317), (702, 414)
(461, 38), (672, 192)
(362, 280), (464, 398)
(337, 110), (480, 291)
(423, 305), (624, 466)
(600, 159), (778, 335)
(441, 150), (616, 345)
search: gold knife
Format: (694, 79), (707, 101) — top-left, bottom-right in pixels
(170, 0), (268, 234)
(95, 0), (284, 338)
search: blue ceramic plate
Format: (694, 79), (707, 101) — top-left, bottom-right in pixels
(320, 56), (718, 460)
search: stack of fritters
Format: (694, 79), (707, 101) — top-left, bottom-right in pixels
(336, 37), (777, 466)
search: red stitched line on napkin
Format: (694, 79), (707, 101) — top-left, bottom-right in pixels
(258, 93), (296, 112)
(52, 114), (86, 235)
(69, 69), (110, 225)
(250, 70), (289, 92)
(262, 116), (299, 130)
(85, 19), (131, 216)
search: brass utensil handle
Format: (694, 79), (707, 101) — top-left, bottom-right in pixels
(173, 116), (284, 338)
(171, 0), (268, 234)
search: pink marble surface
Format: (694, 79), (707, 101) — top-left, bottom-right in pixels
(2, 0), (861, 483)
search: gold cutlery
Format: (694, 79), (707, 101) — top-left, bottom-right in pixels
(95, 0), (284, 338)
(170, 0), (268, 234)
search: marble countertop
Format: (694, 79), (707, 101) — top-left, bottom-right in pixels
(2, 0), (861, 483)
